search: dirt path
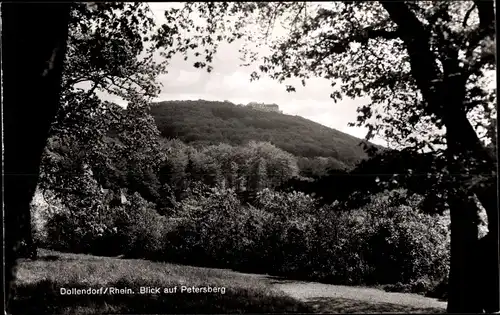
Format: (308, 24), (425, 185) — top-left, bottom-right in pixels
(271, 279), (446, 313)
(231, 271), (447, 313)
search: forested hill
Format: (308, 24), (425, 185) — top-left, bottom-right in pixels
(149, 100), (377, 169)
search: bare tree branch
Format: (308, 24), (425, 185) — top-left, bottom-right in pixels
(463, 3), (477, 28)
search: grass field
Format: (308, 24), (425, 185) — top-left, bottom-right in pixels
(9, 249), (312, 314)
(9, 249), (448, 314)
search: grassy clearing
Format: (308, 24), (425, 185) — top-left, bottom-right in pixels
(302, 297), (445, 314)
(9, 249), (312, 314)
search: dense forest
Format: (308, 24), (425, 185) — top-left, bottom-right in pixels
(150, 100), (381, 175)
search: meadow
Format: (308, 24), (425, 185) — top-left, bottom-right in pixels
(11, 249), (312, 314)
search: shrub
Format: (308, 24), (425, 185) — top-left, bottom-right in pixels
(232, 205), (274, 272)
(426, 274), (449, 300)
(163, 186), (278, 272)
(31, 189), (65, 247)
(166, 186), (256, 267)
(255, 188), (318, 217)
(45, 211), (75, 252)
(164, 187), (450, 294)
(115, 193), (167, 259)
(45, 191), (167, 258)
(274, 217), (317, 277)
(45, 205), (118, 255)
(159, 187), (449, 298)
(242, 189), (320, 275)
(310, 190), (450, 288)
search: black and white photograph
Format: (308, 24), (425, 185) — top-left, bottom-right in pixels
(3, 1), (498, 314)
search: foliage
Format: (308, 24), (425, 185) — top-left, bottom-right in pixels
(39, 101), (166, 226)
(297, 156), (349, 178)
(156, 2), (495, 150)
(155, 3), (497, 227)
(61, 2), (165, 104)
(44, 191), (166, 258)
(160, 139), (300, 199)
(160, 187), (450, 296)
(308, 190), (450, 287)
(166, 186), (315, 273)
(41, 179), (450, 298)
(255, 188), (318, 217)
(111, 193), (166, 259)
(284, 149), (449, 212)
(155, 7), (498, 311)
(39, 2), (169, 221)
(150, 100), (373, 168)
(29, 3), (496, 310)
(30, 190), (64, 247)
(183, 187), (246, 266)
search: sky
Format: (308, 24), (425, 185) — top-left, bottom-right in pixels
(136, 2), (386, 145)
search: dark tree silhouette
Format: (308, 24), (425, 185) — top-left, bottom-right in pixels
(2, 2), (71, 309)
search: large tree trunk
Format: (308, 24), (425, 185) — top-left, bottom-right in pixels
(475, 183), (500, 313)
(444, 105), (481, 313)
(2, 2), (71, 310)
(443, 96), (499, 313)
(380, 2), (498, 312)
(446, 194), (483, 313)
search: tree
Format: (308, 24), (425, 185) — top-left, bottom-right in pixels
(36, 3), (173, 233)
(159, 138), (190, 199)
(245, 141), (299, 188)
(249, 157), (268, 191)
(41, 2), (168, 203)
(4, 2), (168, 308)
(155, 2), (497, 312)
(203, 143), (238, 188)
(2, 2), (72, 309)
(41, 99), (166, 212)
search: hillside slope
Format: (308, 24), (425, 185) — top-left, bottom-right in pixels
(150, 100), (375, 168)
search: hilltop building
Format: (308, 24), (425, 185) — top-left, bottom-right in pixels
(246, 102), (283, 113)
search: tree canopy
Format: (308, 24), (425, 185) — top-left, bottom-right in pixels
(39, 3), (169, 206)
(155, 2), (495, 150)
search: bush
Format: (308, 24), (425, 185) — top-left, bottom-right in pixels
(255, 188), (318, 217)
(310, 190), (450, 288)
(426, 275), (449, 300)
(274, 217), (317, 277)
(45, 207), (116, 255)
(45, 191), (167, 258)
(163, 186), (290, 272)
(232, 205), (274, 272)
(164, 186), (270, 268)
(115, 193), (167, 259)
(163, 188), (450, 297)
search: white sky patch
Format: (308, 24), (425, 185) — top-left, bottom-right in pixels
(74, 81), (128, 108)
(163, 69), (203, 88)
